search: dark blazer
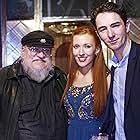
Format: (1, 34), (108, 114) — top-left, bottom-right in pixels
(102, 41), (140, 140)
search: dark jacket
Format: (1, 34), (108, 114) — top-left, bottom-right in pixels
(0, 60), (68, 140)
(102, 41), (140, 140)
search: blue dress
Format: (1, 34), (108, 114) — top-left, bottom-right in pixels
(64, 84), (104, 140)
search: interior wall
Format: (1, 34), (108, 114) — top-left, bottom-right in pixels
(0, 0), (7, 67)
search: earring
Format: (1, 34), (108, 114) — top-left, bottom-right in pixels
(95, 49), (100, 55)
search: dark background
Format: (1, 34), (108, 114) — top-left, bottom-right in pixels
(117, 0), (140, 18)
(42, 0), (108, 18)
(6, 0), (140, 20)
(42, 0), (140, 18)
(7, 0), (34, 20)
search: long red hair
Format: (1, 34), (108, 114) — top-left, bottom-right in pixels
(62, 23), (109, 117)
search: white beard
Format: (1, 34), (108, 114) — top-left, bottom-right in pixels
(21, 59), (53, 83)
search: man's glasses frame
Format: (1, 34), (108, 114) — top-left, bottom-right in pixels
(27, 46), (52, 57)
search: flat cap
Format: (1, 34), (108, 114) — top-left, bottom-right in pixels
(21, 30), (54, 48)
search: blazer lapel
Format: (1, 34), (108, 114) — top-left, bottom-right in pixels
(124, 42), (137, 113)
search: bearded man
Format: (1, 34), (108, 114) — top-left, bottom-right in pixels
(0, 30), (67, 140)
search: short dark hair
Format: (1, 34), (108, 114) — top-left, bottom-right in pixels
(90, 2), (128, 28)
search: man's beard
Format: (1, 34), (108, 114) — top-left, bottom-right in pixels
(21, 59), (53, 83)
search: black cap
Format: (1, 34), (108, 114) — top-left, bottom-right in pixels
(21, 30), (54, 48)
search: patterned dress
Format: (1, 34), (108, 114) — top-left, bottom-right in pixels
(64, 84), (104, 140)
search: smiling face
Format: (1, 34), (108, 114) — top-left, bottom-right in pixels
(73, 33), (96, 71)
(96, 12), (130, 54)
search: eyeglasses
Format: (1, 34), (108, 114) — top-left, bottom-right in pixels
(28, 46), (51, 56)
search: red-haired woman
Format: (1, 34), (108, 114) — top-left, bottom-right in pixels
(62, 23), (110, 140)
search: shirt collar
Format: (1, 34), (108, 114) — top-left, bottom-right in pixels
(111, 40), (132, 67)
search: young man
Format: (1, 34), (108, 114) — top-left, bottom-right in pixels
(91, 2), (140, 140)
(0, 30), (67, 140)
